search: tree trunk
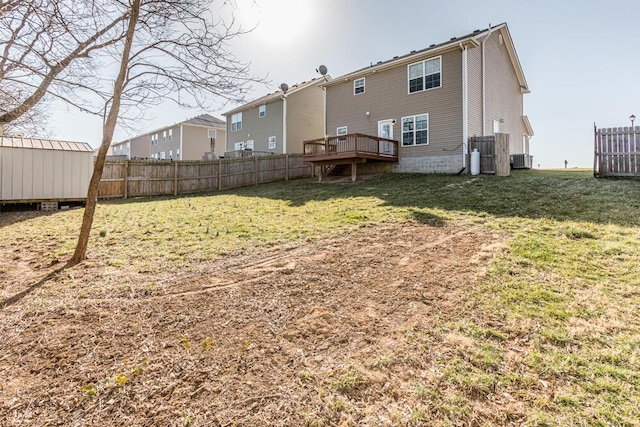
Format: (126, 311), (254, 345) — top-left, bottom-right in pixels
(70, 0), (141, 264)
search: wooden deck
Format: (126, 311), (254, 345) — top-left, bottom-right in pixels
(303, 134), (399, 181)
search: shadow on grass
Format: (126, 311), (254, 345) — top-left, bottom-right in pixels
(0, 210), (64, 229)
(0, 264), (70, 310)
(94, 169), (640, 228)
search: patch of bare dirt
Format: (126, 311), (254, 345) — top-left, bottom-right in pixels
(0, 223), (508, 426)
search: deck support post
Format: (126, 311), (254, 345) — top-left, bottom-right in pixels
(351, 161), (357, 182)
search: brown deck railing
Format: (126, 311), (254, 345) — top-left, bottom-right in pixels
(303, 133), (399, 160)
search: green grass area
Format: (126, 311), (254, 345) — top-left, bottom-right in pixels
(2, 169), (639, 425)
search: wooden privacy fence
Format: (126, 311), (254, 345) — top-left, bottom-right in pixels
(468, 134), (510, 176)
(594, 125), (640, 177)
(98, 154), (311, 199)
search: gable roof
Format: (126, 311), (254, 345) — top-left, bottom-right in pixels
(323, 23), (529, 93)
(112, 113), (224, 147)
(0, 136), (93, 152)
(223, 77), (329, 116)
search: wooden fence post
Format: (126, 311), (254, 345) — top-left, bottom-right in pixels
(218, 158), (223, 190)
(174, 161), (178, 196)
(254, 155), (258, 185)
(123, 160), (128, 199)
(285, 154), (289, 181)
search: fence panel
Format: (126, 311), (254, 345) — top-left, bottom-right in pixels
(98, 154), (313, 200)
(595, 126), (640, 177)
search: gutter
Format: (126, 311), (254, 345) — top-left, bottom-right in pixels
(281, 95), (287, 153)
(460, 43), (468, 169)
(481, 24), (493, 135)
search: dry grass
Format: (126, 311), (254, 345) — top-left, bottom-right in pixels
(0, 169), (639, 426)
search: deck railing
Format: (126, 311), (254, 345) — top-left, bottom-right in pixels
(303, 133), (398, 160)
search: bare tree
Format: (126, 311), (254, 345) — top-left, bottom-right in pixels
(0, 0), (129, 131)
(69, 0), (261, 263)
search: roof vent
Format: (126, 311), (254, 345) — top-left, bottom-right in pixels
(393, 56), (399, 59)
(430, 44), (436, 47)
(377, 61), (383, 64)
(450, 37), (457, 40)
(411, 50), (416, 53)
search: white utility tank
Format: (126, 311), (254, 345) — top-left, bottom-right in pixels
(470, 148), (480, 175)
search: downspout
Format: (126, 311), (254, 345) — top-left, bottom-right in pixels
(281, 96), (287, 153)
(460, 43), (468, 170)
(179, 124), (183, 159)
(482, 24), (493, 135)
(322, 86), (327, 136)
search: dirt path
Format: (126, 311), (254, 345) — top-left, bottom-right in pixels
(0, 223), (507, 426)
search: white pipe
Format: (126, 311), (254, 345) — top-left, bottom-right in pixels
(282, 96), (287, 153)
(322, 86), (327, 137)
(179, 124), (183, 159)
(482, 24), (493, 135)
(461, 43), (468, 169)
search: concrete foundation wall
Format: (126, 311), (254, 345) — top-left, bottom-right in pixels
(392, 154), (463, 174)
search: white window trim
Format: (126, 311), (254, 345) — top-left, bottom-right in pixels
(268, 136), (276, 150)
(337, 126), (348, 135)
(235, 141), (245, 151)
(208, 128), (217, 138)
(259, 104), (266, 118)
(246, 140), (254, 150)
(401, 113), (429, 147)
(354, 78), (365, 95)
(168, 129), (173, 142)
(407, 55), (442, 94)
(231, 112), (242, 132)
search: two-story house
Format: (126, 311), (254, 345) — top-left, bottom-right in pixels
(223, 78), (327, 156)
(111, 114), (226, 160)
(311, 23), (532, 174)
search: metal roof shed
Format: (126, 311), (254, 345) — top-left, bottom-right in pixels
(0, 136), (94, 203)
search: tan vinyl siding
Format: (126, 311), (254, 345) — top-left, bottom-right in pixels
(226, 100), (284, 154)
(286, 84), (324, 154)
(485, 29), (526, 154)
(467, 44), (483, 138)
(181, 125), (217, 160)
(326, 48), (463, 159)
(129, 133), (152, 159)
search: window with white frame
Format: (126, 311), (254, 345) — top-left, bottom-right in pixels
(259, 104), (266, 118)
(231, 113), (242, 131)
(208, 129), (217, 138)
(337, 126), (348, 135)
(402, 114), (429, 146)
(160, 151), (166, 159)
(168, 129), (173, 141)
(169, 150), (173, 159)
(234, 141), (245, 151)
(354, 78), (365, 95)
(163, 130), (167, 143)
(268, 136), (276, 150)
(176, 148), (180, 159)
(246, 140), (254, 150)
(408, 56), (441, 93)
(493, 120), (500, 134)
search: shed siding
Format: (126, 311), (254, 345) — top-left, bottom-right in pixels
(226, 100), (284, 154)
(326, 47), (463, 159)
(285, 84), (324, 154)
(0, 147), (93, 201)
(485, 29), (526, 154)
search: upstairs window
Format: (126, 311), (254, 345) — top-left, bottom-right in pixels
(162, 130), (167, 143)
(259, 104), (266, 118)
(337, 126), (348, 136)
(231, 113), (242, 131)
(168, 129), (173, 141)
(354, 78), (365, 95)
(208, 129), (217, 138)
(408, 56), (441, 93)
(402, 114), (429, 146)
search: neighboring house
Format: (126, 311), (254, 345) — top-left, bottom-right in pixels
(111, 114), (226, 160)
(0, 136), (94, 205)
(223, 78), (327, 156)
(319, 23), (532, 174)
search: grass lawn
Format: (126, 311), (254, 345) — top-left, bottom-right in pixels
(0, 169), (639, 426)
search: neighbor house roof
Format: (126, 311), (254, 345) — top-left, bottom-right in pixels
(223, 77), (330, 116)
(323, 23), (529, 93)
(112, 113), (225, 147)
(0, 136), (93, 152)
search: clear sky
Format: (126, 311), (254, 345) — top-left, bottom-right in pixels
(46, 0), (640, 169)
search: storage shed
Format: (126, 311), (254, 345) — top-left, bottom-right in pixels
(0, 136), (94, 207)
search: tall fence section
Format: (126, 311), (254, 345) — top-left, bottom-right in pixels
(98, 154), (311, 199)
(468, 134), (511, 176)
(594, 126), (640, 178)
